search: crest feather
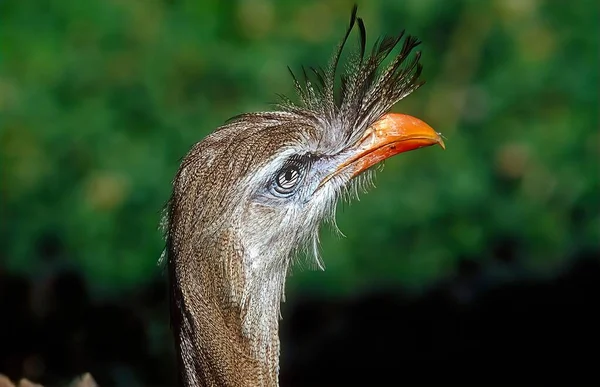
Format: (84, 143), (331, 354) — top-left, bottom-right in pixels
(280, 4), (425, 141)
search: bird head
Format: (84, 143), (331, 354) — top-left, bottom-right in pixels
(164, 4), (444, 312)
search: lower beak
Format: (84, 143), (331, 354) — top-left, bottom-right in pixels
(320, 113), (444, 187)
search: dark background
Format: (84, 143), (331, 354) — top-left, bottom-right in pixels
(1, 0), (598, 386)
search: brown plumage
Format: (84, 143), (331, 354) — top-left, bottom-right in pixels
(162, 5), (444, 387)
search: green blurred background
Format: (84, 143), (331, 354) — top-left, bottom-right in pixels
(1, 0), (599, 385)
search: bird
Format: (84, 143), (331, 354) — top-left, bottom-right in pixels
(161, 5), (445, 387)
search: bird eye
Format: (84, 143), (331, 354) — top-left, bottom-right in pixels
(273, 165), (301, 195)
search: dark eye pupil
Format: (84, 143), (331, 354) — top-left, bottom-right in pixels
(274, 165), (300, 194)
(284, 169), (294, 181)
(278, 168), (297, 186)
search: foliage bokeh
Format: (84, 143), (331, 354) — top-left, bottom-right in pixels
(2, 0), (597, 294)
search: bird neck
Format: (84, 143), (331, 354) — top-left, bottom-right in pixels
(169, 230), (287, 387)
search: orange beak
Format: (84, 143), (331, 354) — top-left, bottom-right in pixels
(319, 113), (444, 187)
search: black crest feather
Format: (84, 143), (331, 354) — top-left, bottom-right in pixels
(280, 4), (424, 138)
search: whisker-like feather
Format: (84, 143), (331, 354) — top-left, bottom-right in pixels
(280, 6), (424, 150)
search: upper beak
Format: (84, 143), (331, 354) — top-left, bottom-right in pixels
(319, 113), (445, 188)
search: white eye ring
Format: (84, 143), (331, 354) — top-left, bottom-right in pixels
(273, 165), (301, 195)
